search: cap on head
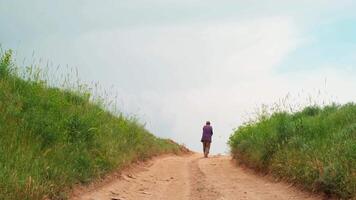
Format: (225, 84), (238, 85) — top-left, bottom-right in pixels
(206, 121), (211, 125)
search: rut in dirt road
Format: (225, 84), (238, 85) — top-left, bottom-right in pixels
(71, 154), (323, 200)
(189, 157), (220, 200)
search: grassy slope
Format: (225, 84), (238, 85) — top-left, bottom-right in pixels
(0, 50), (183, 200)
(229, 103), (356, 199)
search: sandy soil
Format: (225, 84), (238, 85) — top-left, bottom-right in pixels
(71, 154), (324, 200)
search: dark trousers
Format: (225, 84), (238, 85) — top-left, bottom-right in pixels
(202, 141), (211, 157)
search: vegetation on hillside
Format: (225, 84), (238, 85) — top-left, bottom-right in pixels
(229, 102), (356, 199)
(0, 50), (184, 200)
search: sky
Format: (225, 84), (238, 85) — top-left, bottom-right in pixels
(1, 0), (356, 153)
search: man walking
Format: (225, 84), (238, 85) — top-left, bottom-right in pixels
(201, 121), (213, 158)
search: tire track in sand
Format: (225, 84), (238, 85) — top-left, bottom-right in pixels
(189, 157), (220, 200)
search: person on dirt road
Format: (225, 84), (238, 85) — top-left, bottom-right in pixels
(201, 121), (213, 158)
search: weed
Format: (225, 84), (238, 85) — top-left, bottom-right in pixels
(229, 102), (356, 199)
(0, 50), (182, 199)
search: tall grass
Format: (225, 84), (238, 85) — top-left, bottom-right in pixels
(229, 102), (356, 199)
(0, 50), (183, 200)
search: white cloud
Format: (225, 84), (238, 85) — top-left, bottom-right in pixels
(60, 16), (304, 153)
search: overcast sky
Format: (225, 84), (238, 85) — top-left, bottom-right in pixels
(1, 0), (356, 153)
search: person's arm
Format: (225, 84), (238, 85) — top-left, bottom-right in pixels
(211, 127), (213, 136)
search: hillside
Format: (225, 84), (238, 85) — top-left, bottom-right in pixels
(229, 103), (356, 199)
(0, 50), (184, 200)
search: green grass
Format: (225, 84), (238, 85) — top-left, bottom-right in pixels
(0, 50), (184, 200)
(229, 102), (356, 199)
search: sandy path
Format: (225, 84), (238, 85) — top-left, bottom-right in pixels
(71, 154), (322, 200)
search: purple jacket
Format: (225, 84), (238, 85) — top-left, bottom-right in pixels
(201, 125), (213, 142)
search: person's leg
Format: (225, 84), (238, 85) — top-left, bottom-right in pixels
(205, 142), (211, 157)
(203, 142), (209, 158)
(202, 142), (206, 154)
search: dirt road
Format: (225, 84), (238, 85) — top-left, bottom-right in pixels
(71, 154), (322, 200)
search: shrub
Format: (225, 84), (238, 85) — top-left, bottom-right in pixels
(229, 103), (356, 199)
(0, 50), (183, 199)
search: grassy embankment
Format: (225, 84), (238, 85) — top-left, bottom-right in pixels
(229, 102), (356, 199)
(0, 50), (185, 200)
